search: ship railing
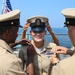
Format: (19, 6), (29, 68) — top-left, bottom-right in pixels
(14, 33), (72, 59)
(17, 33), (72, 48)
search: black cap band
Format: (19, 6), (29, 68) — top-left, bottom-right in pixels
(64, 18), (75, 26)
(0, 18), (20, 27)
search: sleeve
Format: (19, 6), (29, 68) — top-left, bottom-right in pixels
(19, 48), (26, 67)
(50, 63), (64, 75)
(18, 46), (28, 68)
(6, 59), (27, 75)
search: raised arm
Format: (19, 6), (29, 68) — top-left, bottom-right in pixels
(45, 22), (59, 46)
(21, 22), (30, 39)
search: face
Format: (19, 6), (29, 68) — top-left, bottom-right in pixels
(67, 25), (73, 37)
(10, 26), (19, 43)
(67, 25), (75, 45)
(30, 30), (46, 42)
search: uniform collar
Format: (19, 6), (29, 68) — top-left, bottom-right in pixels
(0, 39), (13, 53)
(31, 40), (49, 54)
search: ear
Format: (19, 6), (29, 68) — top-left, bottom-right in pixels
(73, 26), (75, 31)
(6, 29), (11, 36)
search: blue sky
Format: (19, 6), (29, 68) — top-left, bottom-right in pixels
(0, 0), (75, 28)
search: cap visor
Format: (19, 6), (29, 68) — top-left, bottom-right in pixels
(31, 28), (45, 32)
(18, 25), (23, 28)
(63, 25), (67, 27)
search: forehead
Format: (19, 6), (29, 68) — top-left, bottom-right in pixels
(11, 26), (19, 31)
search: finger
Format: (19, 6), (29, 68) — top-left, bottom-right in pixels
(53, 53), (57, 57)
(22, 39), (31, 43)
(26, 22), (30, 26)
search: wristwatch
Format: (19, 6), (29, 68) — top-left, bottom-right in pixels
(51, 63), (57, 66)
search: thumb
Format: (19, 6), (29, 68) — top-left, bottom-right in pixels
(53, 53), (57, 58)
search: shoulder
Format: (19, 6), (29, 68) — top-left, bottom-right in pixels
(44, 40), (56, 45)
(45, 40), (57, 48)
(58, 54), (75, 68)
(44, 40), (57, 52)
(48, 42), (57, 47)
(0, 50), (23, 72)
(52, 54), (75, 75)
(70, 46), (75, 50)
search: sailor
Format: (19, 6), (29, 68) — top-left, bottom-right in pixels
(50, 8), (75, 75)
(0, 10), (27, 75)
(20, 16), (60, 75)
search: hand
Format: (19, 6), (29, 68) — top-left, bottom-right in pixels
(27, 44), (36, 57)
(45, 22), (53, 33)
(56, 46), (68, 54)
(23, 22), (30, 31)
(18, 38), (31, 45)
(50, 53), (59, 64)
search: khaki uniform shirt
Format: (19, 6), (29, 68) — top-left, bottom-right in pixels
(31, 40), (57, 75)
(0, 39), (26, 75)
(51, 48), (75, 75)
(70, 45), (75, 50)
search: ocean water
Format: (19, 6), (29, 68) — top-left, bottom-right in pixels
(17, 28), (72, 48)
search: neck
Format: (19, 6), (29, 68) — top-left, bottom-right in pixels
(33, 40), (44, 48)
(0, 36), (10, 45)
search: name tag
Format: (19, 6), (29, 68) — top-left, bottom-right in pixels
(45, 51), (54, 55)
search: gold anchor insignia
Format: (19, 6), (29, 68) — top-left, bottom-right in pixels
(11, 22), (14, 25)
(67, 21), (69, 24)
(36, 19), (40, 25)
